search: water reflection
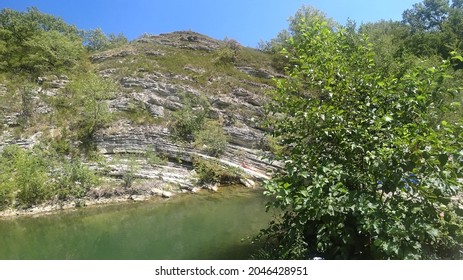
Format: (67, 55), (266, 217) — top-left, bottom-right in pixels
(0, 186), (272, 260)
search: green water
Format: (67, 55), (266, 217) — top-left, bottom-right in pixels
(0, 187), (272, 259)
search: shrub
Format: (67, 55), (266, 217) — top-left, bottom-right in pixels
(194, 120), (228, 157)
(168, 106), (206, 141)
(0, 145), (101, 209)
(214, 47), (236, 65)
(224, 38), (241, 58)
(0, 188), (11, 210)
(146, 148), (168, 165)
(193, 157), (241, 184)
(0, 145), (50, 208)
(124, 101), (160, 125)
(122, 157), (138, 189)
(167, 95), (209, 141)
(53, 159), (99, 200)
(0, 177), (13, 210)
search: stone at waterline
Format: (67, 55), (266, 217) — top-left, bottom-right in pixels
(205, 183), (219, 192)
(240, 178), (256, 188)
(162, 191), (173, 198)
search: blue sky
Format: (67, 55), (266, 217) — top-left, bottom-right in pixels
(1, 0), (419, 47)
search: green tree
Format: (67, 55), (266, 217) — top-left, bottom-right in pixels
(359, 20), (410, 74)
(108, 33), (128, 48)
(403, 0), (450, 32)
(55, 72), (116, 146)
(258, 6), (337, 72)
(442, 3), (463, 59)
(84, 28), (110, 51)
(258, 29), (291, 54)
(288, 5), (338, 36)
(260, 6), (337, 52)
(84, 28), (128, 51)
(400, 0), (463, 60)
(258, 17), (463, 260)
(0, 7), (84, 78)
(24, 30), (83, 76)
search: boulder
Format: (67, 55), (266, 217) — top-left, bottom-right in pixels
(240, 178), (257, 188)
(161, 191), (173, 198)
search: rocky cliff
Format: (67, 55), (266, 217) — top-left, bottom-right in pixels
(0, 31), (282, 210)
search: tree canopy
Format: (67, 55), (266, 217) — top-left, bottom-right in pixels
(0, 7), (128, 80)
(403, 0), (451, 31)
(0, 7), (84, 79)
(83, 28), (128, 52)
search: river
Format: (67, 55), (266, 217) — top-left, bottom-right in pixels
(0, 186), (273, 259)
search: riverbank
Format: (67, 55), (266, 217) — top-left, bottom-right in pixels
(0, 195), (138, 218)
(0, 147), (273, 219)
(0, 179), (261, 219)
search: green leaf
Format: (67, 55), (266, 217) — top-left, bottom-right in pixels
(416, 95), (426, 102)
(426, 227), (440, 241)
(438, 154), (448, 167)
(300, 189), (309, 197)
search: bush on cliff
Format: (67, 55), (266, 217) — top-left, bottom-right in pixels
(194, 120), (228, 157)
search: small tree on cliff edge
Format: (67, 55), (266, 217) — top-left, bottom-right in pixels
(257, 16), (463, 259)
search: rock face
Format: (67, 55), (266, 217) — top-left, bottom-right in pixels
(0, 30), (282, 203)
(134, 31), (222, 52)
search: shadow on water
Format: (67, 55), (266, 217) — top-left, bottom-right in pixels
(0, 186), (274, 260)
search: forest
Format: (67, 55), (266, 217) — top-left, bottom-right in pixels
(0, 0), (462, 260)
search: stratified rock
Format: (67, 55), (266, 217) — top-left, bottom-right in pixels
(237, 66), (275, 79)
(90, 48), (137, 62)
(1, 30), (283, 206)
(224, 126), (264, 149)
(135, 31), (222, 52)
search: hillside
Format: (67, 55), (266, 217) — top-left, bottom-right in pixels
(90, 31), (281, 186)
(0, 30), (282, 215)
(2, 2), (463, 260)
